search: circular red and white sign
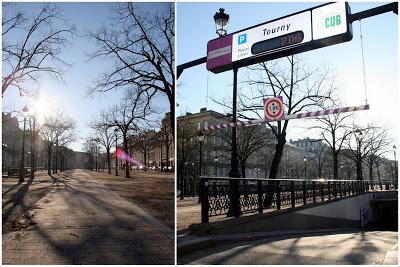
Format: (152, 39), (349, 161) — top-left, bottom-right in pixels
(264, 97), (284, 120)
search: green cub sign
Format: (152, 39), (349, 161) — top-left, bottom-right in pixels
(325, 15), (341, 28)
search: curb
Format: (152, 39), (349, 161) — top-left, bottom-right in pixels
(178, 228), (360, 257)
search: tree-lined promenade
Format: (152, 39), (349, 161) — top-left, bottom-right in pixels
(2, 2), (175, 265)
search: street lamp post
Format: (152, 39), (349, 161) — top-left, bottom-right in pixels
(197, 124), (205, 203)
(29, 112), (36, 179)
(214, 8), (240, 217)
(214, 155), (219, 176)
(191, 162), (195, 196)
(393, 145), (397, 180)
(304, 156), (307, 180)
(114, 128), (119, 176)
(182, 161), (188, 200)
(19, 106), (29, 182)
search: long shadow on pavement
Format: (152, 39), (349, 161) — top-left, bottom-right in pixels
(3, 170), (174, 264)
(178, 229), (396, 265)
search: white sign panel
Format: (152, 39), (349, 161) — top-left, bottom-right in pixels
(312, 2), (348, 40)
(232, 11), (312, 62)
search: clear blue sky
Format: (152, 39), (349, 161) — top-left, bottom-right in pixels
(177, 2), (398, 151)
(2, 2), (171, 152)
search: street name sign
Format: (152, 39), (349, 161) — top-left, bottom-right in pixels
(207, 2), (352, 73)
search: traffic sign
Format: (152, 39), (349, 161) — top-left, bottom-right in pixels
(263, 97), (284, 120)
(207, 2), (352, 74)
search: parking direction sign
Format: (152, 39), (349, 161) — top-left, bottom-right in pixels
(207, 2), (352, 73)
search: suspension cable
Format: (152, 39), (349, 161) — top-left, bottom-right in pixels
(359, 20), (368, 105)
(206, 70), (210, 109)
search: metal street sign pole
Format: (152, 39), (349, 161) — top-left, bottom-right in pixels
(228, 67), (241, 218)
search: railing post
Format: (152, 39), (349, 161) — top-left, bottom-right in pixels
(339, 181), (342, 198)
(333, 181), (337, 198)
(344, 182), (347, 196)
(351, 181), (354, 195)
(320, 182), (324, 202)
(291, 181), (295, 208)
(201, 178), (209, 223)
(302, 181), (307, 205)
(328, 181), (331, 200)
(276, 181), (281, 210)
(257, 180), (263, 214)
(312, 181), (316, 203)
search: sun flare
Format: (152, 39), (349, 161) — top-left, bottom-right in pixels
(29, 91), (55, 123)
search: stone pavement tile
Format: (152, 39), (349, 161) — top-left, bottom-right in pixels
(140, 255), (173, 265)
(3, 170), (174, 265)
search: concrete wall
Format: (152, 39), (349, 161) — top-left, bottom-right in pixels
(295, 193), (374, 221)
(192, 192), (392, 236)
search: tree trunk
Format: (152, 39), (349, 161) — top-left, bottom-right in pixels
(168, 93), (175, 140)
(166, 143), (170, 171)
(376, 162), (382, 188)
(268, 135), (286, 179)
(369, 164), (373, 181)
(179, 166), (184, 200)
(333, 152), (338, 180)
(264, 134), (286, 207)
(106, 149), (111, 174)
(47, 144), (52, 175)
(55, 138), (58, 173)
(240, 159), (246, 178)
(123, 132), (130, 178)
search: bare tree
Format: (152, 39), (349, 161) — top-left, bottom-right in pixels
(344, 124), (378, 180)
(39, 110), (76, 175)
(160, 115), (173, 171)
(107, 90), (153, 178)
(89, 112), (115, 174)
(309, 145), (330, 179)
(129, 130), (159, 168)
(310, 100), (353, 179)
(2, 3), (75, 96)
(177, 119), (198, 200)
(231, 56), (335, 181)
(83, 138), (98, 171)
(214, 125), (273, 178)
(362, 126), (391, 182)
(87, 3), (175, 138)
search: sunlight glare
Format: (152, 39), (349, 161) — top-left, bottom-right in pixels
(30, 91), (55, 123)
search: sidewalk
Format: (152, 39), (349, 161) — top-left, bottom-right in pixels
(2, 170), (174, 264)
(178, 230), (398, 265)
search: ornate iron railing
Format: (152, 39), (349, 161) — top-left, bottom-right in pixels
(199, 177), (398, 223)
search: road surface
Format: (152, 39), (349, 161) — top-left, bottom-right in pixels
(179, 230), (398, 265)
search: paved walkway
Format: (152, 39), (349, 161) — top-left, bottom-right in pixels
(2, 170), (174, 264)
(179, 230), (398, 265)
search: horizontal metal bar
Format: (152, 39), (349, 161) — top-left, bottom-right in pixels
(177, 56), (207, 78)
(349, 2), (398, 22)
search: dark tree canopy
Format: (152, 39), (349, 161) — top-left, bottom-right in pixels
(87, 3), (175, 138)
